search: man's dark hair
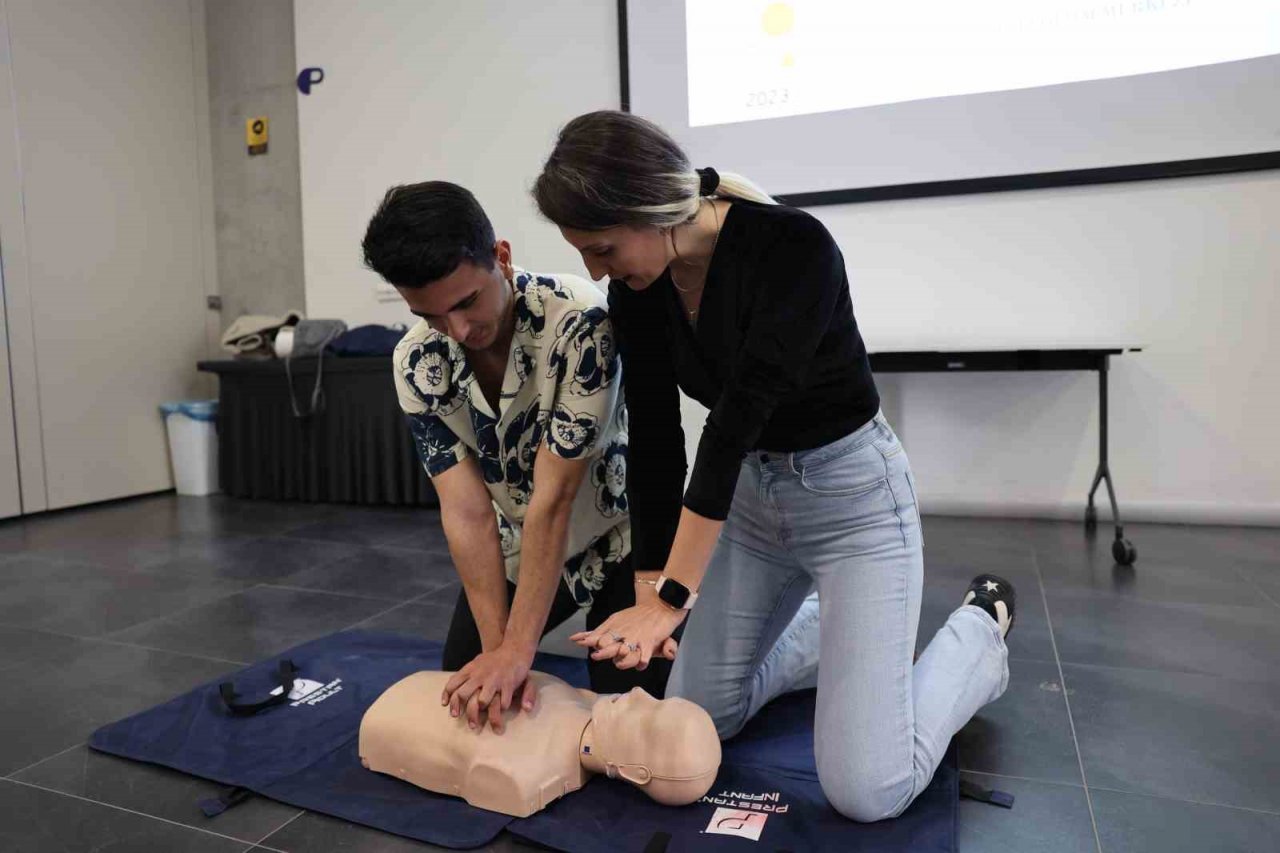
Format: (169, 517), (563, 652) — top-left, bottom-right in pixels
(362, 181), (496, 289)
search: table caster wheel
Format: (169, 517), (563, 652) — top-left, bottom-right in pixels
(1112, 538), (1137, 566)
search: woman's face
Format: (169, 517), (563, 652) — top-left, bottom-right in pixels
(559, 224), (671, 291)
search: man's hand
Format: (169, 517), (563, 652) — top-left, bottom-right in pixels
(441, 643), (537, 733)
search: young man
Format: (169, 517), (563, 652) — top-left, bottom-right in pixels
(361, 182), (673, 734)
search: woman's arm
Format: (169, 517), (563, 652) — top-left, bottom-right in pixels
(608, 281), (687, 572)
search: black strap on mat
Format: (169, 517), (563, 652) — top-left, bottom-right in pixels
(199, 785), (254, 818)
(643, 833), (671, 853)
(644, 832), (801, 853)
(960, 778), (1016, 809)
(219, 659), (299, 717)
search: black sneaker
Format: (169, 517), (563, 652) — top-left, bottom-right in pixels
(962, 574), (1016, 639)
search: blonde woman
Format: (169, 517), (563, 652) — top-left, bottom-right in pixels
(533, 111), (1015, 822)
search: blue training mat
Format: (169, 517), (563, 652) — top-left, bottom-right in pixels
(90, 630), (957, 852)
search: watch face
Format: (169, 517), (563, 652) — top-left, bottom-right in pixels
(658, 577), (691, 609)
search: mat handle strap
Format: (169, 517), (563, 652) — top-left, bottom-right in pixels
(198, 785), (254, 817)
(643, 832), (670, 853)
(960, 778), (1015, 809)
(218, 659), (299, 717)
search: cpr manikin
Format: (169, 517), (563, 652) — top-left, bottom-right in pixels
(359, 671), (721, 817)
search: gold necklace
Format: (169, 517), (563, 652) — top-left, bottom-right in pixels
(670, 201), (722, 320)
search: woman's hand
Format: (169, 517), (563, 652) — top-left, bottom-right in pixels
(570, 602), (685, 671)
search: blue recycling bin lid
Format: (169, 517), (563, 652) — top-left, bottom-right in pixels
(159, 400), (218, 422)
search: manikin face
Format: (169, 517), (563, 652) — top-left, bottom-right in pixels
(558, 224), (672, 291)
(607, 686), (662, 716)
(591, 688), (721, 803)
(396, 241), (515, 351)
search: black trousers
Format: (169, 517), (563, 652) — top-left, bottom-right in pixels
(441, 557), (679, 698)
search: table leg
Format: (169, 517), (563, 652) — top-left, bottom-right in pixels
(1085, 356), (1137, 565)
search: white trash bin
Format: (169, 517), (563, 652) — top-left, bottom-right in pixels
(160, 400), (220, 496)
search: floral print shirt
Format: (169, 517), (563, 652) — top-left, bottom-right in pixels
(393, 270), (629, 607)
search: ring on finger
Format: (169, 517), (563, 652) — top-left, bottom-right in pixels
(610, 632), (624, 643)
(626, 642), (640, 653)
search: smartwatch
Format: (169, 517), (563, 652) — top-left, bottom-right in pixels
(655, 575), (699, 610)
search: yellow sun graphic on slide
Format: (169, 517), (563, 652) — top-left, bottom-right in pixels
(762, 2), (795, 67)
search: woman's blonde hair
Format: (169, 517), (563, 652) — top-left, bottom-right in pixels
(533, 110), (774, 231)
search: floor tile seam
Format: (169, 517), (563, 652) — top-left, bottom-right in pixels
(273, 531), (445, 553)
(958, 769), (1086, 790)
(1043, 561), (1279, 584)
(1085, 783), (1280, 818)
(250, 808), (306, 849)
(1032, 548), (1104, 853)
(258, 583), (406, 603)
(1254, 585), (1280, 610)
(1033, 559), (1272, 588)
(1004, 653), (1060, 666)
(96, 583), (265, 641)
(250, 807), (306, 850)
(1222, 560), (1280, 612)
(0, 622), (253, 667)
(0, 776), (279, 847)
(1055, 656), (1280, 686)
(131, 533), (275, 570)
(0, 549), (190, 573)
(2, 741), (87, 780)
(364, 539), (452, 557)
(338, 599), (428, 632)
(1043, 586), (1280, 619)
(406, 588), (459, 606)
(93, 635), (254, 668)
(3, 538), (264, 573)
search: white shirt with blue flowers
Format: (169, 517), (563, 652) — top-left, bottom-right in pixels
(393, 270), (629, 608)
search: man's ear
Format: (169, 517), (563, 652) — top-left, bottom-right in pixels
(494, 239), (514, 278)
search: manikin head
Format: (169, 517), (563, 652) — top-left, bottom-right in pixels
(581, 687), (721, 805)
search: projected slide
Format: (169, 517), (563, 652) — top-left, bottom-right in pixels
(686, 0), (1280, 127)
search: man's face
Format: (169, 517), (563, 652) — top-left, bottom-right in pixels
(397, 242), (514, 351)
(559, 224), (670, 291)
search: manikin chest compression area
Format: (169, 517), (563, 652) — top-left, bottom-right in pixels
(358, 671), (722, 818)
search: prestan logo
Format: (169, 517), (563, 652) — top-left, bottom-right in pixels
(270, 677), (344, 707)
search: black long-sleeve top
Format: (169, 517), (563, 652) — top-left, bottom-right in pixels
(609, 199), (881, 571)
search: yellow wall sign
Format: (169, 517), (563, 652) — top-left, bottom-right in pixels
(246, 117), (268, 155)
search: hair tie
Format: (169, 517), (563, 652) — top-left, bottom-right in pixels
(697, 167), (720, 197)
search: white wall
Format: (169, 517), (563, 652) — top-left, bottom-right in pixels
(295, 0), (619, 327)
(295, 2), (1280, 525)
(818, 171), (1280, 525)
(0, 0), (216, 511)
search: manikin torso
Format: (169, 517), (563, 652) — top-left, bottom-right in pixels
(359, 670), (720, 818)
(360, 672), (592, 817)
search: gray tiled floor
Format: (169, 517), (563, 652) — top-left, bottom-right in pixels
(1, 494), (1277, 852)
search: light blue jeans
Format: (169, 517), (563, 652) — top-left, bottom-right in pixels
(668, 412), (1009, 822)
